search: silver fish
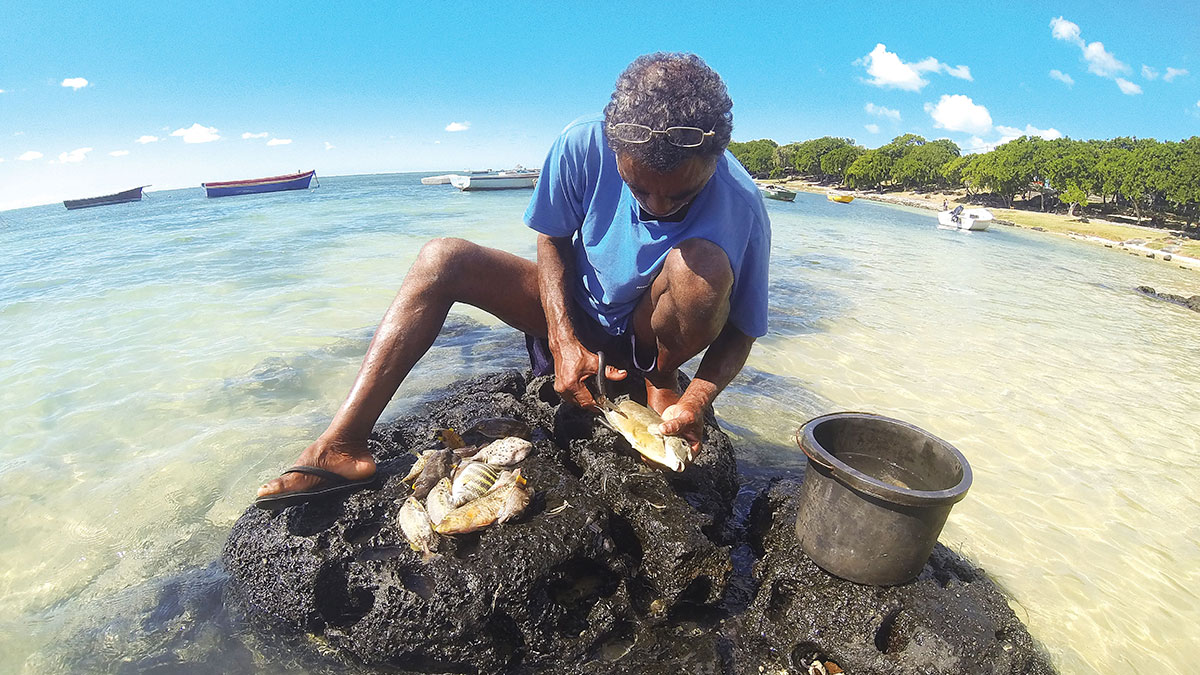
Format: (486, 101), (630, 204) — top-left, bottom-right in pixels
(473, 436), (533, 466)
(412, 449), (453, 500)
(450, 461), (501, 506)
(398, 497), (438, 559)
(435, 469), (531, 534)
(594, 351), (689, 472)
(425, 477), (455, 526)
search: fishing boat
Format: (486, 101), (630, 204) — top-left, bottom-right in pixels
(422, 169), (495, 185)
(449, 167), (539, 191)
(827, 193), (855, 204)
(759, 184), (797, 202)
(63, 185), (149, 210)
(201, 170), (317, 198)
(937, 206), (993, 231)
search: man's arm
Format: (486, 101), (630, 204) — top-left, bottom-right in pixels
(658, 322), (755, 439)
(536, 233), (621, 409)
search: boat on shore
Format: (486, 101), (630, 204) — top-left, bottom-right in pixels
(827, 193), (854, 204)
(759, 184), (797, 202)
(63, 185), (149, 210)
(937, 206), (993, 231)
(201, 170), (317, 198)
(450, 167), (539, 191)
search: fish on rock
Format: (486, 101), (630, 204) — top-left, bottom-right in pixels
(398, 497), (438, 559)
(473, 436), (533, 466)
(435, 469), (532, 534)
(412, 449), (453, 500)
(464, 416), (532, 441)
(425, 477), (455, 526)
(593, 351), (690, 472)
(450, 461), (501, 506)
(401, 449), (435, 483)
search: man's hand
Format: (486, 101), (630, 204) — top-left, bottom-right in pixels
(658, 399), (704, 461)
(551, 341), (627, 411)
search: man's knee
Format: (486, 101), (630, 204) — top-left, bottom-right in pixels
(662, 238), (733, 307)
(414, 237), (476, 272)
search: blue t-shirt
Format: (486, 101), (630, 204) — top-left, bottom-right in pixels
(524, 115), (771, 339)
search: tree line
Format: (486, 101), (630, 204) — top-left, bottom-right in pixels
(729, 134), (1200, 226)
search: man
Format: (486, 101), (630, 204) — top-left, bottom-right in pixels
(255, 52), (770, 510)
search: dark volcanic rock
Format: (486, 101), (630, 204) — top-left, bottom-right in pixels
(731, 479), (1054, 675)
(222, 370), (738, 673)
(218, 370), (1054, 674)
(1136, 285), (1200, 313)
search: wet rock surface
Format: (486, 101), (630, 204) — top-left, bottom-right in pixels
(56, 369), (1054, 673)
(1136, 285), (1200, 313)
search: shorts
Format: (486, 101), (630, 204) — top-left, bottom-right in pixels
(525, 311), (657, 378)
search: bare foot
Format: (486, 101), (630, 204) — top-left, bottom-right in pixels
(644, 372), (682, 416)
(256, 436), (376, 498)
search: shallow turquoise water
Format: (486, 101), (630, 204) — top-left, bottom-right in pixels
(2, 174), (1198, 673)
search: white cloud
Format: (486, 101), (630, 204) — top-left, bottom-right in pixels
(266, 138), (292, 146)
(858, 44), (971, 91)
(1164, 67), (1189, 82)
(135, 135), (159, 144)
(1115, 78), (1142, 95)
(109, 150), (129, 157)
(864, 103), (901, 120)
(1082, 41), (1128, 77)
(242, 131), (269, 139)
(864, 123), (880, 134)
(943, 64), (972, 80)
(18, 151), (43, 161)
(445, 121), (470, 132)
(61, 77), (89, 90)
(1049, 69), (1075, 86)
(324, 141), (335, 150)
(0, 89), (5, 94)
(1050, 17), (1083, 46)
(170, 123), (220, 143)
(1051, 18), (1131, 84)
(994, 124), (1063, 145)
(924, 94), (993, 135)
(58, 147), (93, 163)
(1142, 65), (1159, 80)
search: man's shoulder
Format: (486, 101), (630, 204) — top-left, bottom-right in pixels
(710, 153), (770, 228)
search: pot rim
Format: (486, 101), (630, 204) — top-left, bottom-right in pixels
(796, 412), (972, 507)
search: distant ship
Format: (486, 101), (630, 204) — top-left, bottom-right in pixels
(63, 185), (148, 210)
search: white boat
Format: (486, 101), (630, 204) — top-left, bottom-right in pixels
(422, 169), (497, 185)
(449, 167), (539, 191)
(937, 207), (993, 231)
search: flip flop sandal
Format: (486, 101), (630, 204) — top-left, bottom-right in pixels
(253, 465), (379, 512)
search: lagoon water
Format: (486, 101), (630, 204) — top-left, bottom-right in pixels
(2, 173), (1198, 674)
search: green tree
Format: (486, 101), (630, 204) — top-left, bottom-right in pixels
(819, 145), (866, 184)
(891, 140), (960, 189)
(844, 150), (893, 190)
(789, 137), (858, 180)
(728, 139), (780, 176)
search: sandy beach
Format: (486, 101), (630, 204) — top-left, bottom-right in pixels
(772, 178), (1200, 277)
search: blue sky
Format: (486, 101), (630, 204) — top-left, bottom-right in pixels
(1, 1), (1197, 211)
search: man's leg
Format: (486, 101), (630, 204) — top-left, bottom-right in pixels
(258, 238), (546, 498)
(628, 238), (733, 414)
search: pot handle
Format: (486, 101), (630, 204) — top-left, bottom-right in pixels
(794, 426), (836, 471)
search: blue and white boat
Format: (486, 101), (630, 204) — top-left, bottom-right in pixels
(201, 170), (317, 198)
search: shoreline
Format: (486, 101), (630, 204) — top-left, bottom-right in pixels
(772, 178), (1200, 277)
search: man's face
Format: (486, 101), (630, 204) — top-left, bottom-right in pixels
(616, 153), (718, 220)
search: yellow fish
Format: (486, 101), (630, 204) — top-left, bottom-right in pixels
(435, 470), (531, 534)
(593, 351), (689, 472)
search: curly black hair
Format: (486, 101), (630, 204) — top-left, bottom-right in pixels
(602, 53), (733, 172)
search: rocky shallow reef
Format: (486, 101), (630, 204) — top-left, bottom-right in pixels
(55, 370), (1056, 674)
